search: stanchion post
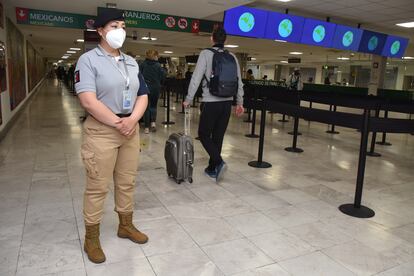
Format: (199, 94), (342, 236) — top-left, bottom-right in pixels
(279, 114), (289, 123)
(339, 109), (375, 218)
(326, 105), (340, 134)
(160, 87), (167, 107)
(376, 110), (392, 146)
(249, 102), (272, 168)
(244, 108), (253, 123)
(162, 87), (175, 125)
(246, 89), (259, 138)
(367, 108), (381, 157)
(285, 115), (304, 153)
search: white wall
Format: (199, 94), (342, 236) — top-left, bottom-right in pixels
(395, 64), (414, 90)
(260, 65), (275, 80)
(0, 0), (45, 133)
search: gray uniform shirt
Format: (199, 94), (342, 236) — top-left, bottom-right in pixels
(75, 45), (145, 114)
(186, 47), (244, 105)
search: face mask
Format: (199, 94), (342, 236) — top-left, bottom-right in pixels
(104, 28), (126, 49)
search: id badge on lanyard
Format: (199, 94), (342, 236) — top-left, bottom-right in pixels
(107, 54), (132, 111)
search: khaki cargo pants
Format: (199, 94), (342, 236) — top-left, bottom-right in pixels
(81, 116), (140, 225)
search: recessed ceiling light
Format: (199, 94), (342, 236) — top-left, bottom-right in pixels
(275, 39), (287, 43)
(225, 44), (239, 48)
(396, 22), (414, 28)
(76, 39), (84, 43)
(337, 57), (350, 60)
(58, 60), (63, 63)
(276, 0), (292, 2)
(142, 36), (157, 41)
(402, 56), (414, 60)
(67, 51), (76, 54)
(289, 52), (303, 55)
(280, 60), (288, 63)
(62, 56), (69, 59)
(70, 48), (81, 51)
(251, 57), (257, 61)
(164, 51), (173, 54)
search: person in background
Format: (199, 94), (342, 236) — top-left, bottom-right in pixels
(324, 75), (331, 85)
(75, 9), (149, 264)
(185, 68), (193, 80)
(141, 49), (166, 133)
(183, 26), (244, 182)
(246, 69), (255, 80)
(287, 68), (303, 91)
(262, 75), (268, 80)
(307, 77), (314, 83)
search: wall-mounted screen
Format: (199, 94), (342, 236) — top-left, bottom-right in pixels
(332, 25), (363, 51)
(264, 12), (305, 43)
(223, 6), (268, 38)
(381, 35), (409, 58)
(300, 18), (336, 47)
(358, 30), (387, 55)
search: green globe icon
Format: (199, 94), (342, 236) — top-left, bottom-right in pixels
(238, 12), (255, 33)
(278, 19), (293, 38)
(312, 25), (326, 43)
(368, 36), (378, 51)
(391, 40), (400, 55)
(342, 31), (354, 47)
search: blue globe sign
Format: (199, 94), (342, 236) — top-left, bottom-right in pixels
(278, 19), (293, 38)
(391, 40), (401, 55)
(238, 12), (255, 33)
(368, 36), (379, 51)
(342, 31), (354, 47)
(312, 25), (326, 43)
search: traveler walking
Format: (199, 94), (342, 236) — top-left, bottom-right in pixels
(183, 26), (244, 182)
(74, 9), (149, 264)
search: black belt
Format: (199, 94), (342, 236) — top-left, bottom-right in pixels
(116, 113), (131, 118)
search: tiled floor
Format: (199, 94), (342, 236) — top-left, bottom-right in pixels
(0, 79), (413, 276)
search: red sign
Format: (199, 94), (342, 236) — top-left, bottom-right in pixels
(16, 7), (29, 22)
(165, 16), (176, 28)
(191, 20), (200, 33)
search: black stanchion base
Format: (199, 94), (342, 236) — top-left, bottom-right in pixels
(248, 161), (272, 168)
(339, 204), (375, 218)
(376, 142), (392, 146)
(195, 137), (200, 140)
(244, 119), (253, 123)
(245, 134), (260, 138)
(288, 132), (302, 136)
(278, 119), (289, 123)
(326, 130), (340, 134)
(367, 151), (381, 157)
(162, 121), (175, 125)
(285, 147), (304, 153)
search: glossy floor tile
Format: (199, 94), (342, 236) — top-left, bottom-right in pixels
(0, 80), (413, 275)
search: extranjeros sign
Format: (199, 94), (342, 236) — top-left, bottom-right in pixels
(16, 7), (96, 29)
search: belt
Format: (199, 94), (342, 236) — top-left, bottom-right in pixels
(116, 113), (131, 118)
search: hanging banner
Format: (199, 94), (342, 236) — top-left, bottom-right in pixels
(98, 7), (218, 33)
(15, 7), (96, 29)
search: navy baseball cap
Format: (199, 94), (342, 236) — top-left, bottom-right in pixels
(94, 9), (125, 28)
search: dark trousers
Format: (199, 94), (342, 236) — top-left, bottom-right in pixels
(198, 101), (232, 170)
(144, 87), (161, 128)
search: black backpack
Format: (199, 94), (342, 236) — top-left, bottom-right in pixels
(203, 48), (238, 97)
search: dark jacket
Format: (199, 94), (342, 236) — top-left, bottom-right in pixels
(140, 59), (166, 90)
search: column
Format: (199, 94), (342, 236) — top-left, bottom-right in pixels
(368, 55), (387, 96)
(235, 53), (248, 78)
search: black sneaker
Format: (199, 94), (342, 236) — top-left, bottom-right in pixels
(204, 167), (217, 181)
(215, 162), (227, 183)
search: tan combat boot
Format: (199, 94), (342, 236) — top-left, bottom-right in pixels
(117, 212), (149, 244)
(84, 224), (106, 263)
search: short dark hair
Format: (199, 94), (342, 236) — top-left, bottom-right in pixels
(247, 69), (253, 74)
(212, 26), (227, 44)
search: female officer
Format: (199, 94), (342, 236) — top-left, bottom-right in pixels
(75, 9), (149, 263)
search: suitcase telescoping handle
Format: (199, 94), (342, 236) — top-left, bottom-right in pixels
(184, 106), (191, 136)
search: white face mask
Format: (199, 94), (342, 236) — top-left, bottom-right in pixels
(104, 28), (126, 49)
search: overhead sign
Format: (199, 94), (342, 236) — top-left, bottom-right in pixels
(16, 7), (95, 29)
(332, 25), (363, 51)
(99, 7), (216, 33)
(381, 35), (409, 58)
(300, 18), (336, 48)
(264, 12), (305, 43)
(358, 30), (387, 55)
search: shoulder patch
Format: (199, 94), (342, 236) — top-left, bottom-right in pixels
(75, 70), (80, 83)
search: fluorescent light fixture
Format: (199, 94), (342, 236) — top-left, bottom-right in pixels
(164, 51), (173, 54)
(76, 39), (84, 42)
(276, 0), (292, 2)
(275, 39), (287, 43)
(280, 60), (288, 63)
(251, 57), (257, 61)
(86, 29), (96, 32)
(67, 51), (76, 54)
(396, 22), (414, 28)
(402, 56), (414, 60)
(62, 56), (69, 59)
(289, 52), (303, 55)
(57, 60), (63, 63)
(337, 57), (350, 60)
(224, 44), (239, 48)
(142, 36), (157, 41)
(70, 48), (81, 51)
(337, 71), (342, 73)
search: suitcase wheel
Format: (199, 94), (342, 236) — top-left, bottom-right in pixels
(188, 178), (193, 184)
(176, 179), (182, 184)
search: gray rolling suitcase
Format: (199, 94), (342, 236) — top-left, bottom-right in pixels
(164, 108), (194, 184)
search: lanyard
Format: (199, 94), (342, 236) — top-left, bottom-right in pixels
(104, 53), (130, 90)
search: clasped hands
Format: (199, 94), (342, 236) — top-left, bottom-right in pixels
(115, 117), (138, 137)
